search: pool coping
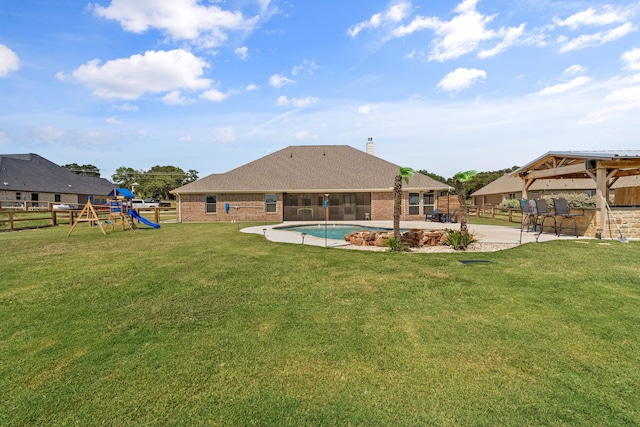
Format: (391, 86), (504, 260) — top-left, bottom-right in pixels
(240, 220), (581, 248)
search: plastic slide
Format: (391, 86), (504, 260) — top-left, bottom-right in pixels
(129, 209), (161, 229)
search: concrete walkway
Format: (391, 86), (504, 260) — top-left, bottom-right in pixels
(241, 220), (582, 248)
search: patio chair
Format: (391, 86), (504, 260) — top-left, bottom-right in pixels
(425, 208), (441, 222)
(521, 200), (536, 232)
(553, 198), (582, 237)
(534, 198), (556, 235)
(443, 208), (458, 223)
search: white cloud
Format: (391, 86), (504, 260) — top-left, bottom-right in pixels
(68, 49), (211, 100)
(392, 0), (525, 62)
(269, 74), (295, 88)
(358, 104), (379, 114)
(554, 5), (633, 30)
(478, 24), (525, 58)
(113, 103), (139, 112)
(235, 46), (249, 60)
(214, 126), (236, 142)
(347, 1), (412, 37)
(622, 48), (640, 70)
(0, 44), (19, 77)
(90, 0), (263, 48)
(200, 88), (229, 102)
(163, 90), (189, 105)
(245, 83), (260, 91)
(179, 134), (193, 142)
(276, 95), (318, 108)
(559, 22), (636, 53)
(605, 85), (640, 111)
(536, 76), (591, 95)
(105, 116), (122, 124)
(291, 60), (319, 76)
(564, 64), (586, 75)
(437, 68), (486, 92)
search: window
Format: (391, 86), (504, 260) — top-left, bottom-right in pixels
(31, 193), (39, 201)
(409, 192), (420, 215)
(423, 191), (435, 215)
(15, 192), (21, 200)
(55, 194), (61, 203)
(265, 194), (277, 213)
(205, 195), (217, 213)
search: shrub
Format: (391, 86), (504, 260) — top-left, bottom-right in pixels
(445, 229), (477, 250)
(542, 193), (596, 209)
(499, 199), (521, 209)
(386, 236), (410, 252)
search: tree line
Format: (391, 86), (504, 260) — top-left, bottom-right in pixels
(417, 166), (520, 197)
(62, 163), (198, 200)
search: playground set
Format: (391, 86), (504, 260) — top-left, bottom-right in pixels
(67, 188), (160, 236)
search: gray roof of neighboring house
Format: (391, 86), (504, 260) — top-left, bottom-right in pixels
(0, 153), (115, 195)
(172, 145), (451, 194)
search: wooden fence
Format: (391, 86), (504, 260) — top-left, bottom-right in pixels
(470, 205), (522, 223)
(0, 202), (176, 231)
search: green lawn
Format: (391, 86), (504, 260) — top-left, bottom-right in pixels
(1, 223), (639, 426)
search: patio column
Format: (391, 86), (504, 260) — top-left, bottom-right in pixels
(595, 166), (607, 239)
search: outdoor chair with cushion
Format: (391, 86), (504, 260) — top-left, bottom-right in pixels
(553, 198), (582, 237)
(425, 208), (441, 222)
(534, 198), (556, 235)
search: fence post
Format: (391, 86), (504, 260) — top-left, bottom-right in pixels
(8, 211), (14, 231)
(508, 208), (513, 222)
(154, 208), (160, 224)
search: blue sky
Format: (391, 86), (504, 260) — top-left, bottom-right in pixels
(1, 0), (639, 180)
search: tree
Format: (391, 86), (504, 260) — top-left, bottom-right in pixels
(111, 167), (140, 190)
(393, 167), (414, 241)
(184, 169), (199, 185)
(62, 163), (101, 177)
(137, 165), (189, 200)
(416, 169), (448, 185)
(453, 170), (478, 233)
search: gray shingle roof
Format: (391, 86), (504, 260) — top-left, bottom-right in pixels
(172, 145), (450, 194)
(0, 153), (115, 195)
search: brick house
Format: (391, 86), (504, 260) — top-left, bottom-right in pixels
(0, 153), (115, 208)
(171, 144), (451, 223)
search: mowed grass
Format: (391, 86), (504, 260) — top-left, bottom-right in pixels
(1, 223), (639, 426)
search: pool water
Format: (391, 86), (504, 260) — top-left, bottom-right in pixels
(276, 224), (396, 240)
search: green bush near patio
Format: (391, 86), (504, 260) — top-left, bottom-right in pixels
(1, 223), (639, 426)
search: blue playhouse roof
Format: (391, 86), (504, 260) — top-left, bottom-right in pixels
(108, 188), (135, 198)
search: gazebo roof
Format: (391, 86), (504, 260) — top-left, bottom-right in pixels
(512, 151), (640, 180)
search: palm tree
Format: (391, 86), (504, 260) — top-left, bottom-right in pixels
(393, 167), (415, 240)
(453, 170), (478, 233)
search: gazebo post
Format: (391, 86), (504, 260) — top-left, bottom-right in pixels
(595, 166), (607, 239)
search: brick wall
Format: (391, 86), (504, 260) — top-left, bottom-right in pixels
(0, 190), (78, 207)
(178, 193), (283, 223)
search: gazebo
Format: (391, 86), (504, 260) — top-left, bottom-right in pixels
(513, 151), (640, 239)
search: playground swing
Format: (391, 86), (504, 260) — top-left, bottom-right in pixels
(67, 198), (108, 236)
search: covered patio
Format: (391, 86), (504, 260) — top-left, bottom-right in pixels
(513, 151), (640, 239)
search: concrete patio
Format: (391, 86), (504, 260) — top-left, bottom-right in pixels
(241, 220), (586, 248)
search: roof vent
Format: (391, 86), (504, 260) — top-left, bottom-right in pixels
(366, 137), (374, 155)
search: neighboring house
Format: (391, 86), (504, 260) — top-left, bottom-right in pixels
(472, 173), (640, 206)
(171, 144), (451, 223)
(0, 153), (115, 208)
(472, 174), (597, 206)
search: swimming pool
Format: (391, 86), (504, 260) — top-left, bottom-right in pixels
(275, 224), (396, 240)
